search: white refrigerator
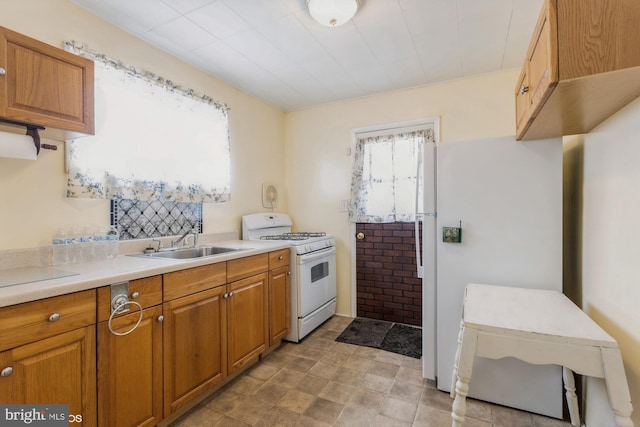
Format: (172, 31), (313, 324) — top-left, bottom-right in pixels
(418, 135), (563, 417)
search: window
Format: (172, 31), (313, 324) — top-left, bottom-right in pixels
(65, 42), (231, 203)
(349, 125), (435, 223)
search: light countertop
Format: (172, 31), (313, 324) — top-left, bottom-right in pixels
(0, 239), (290, 308)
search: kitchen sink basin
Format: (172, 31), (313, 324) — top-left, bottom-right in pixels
(128, 246), (248, 260)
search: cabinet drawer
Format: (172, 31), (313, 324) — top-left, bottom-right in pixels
(97, 275), (162, 322)
(0, 289), (96, 352)
(269, 249), (290, 270)
(227, 254), (269, 283)
(164, 262), (226, 301)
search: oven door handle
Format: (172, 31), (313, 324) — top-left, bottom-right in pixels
(298, 246), (336, 262)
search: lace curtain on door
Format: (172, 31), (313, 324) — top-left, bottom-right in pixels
(349, 129), (433, 223)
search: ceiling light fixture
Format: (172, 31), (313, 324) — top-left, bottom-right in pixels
(306, 0), (360, 27)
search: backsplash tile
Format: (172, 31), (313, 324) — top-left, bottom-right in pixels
(111, 199), (202, 240)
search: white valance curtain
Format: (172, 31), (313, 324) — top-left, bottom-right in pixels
(349, 129), (433, 223)
(65, 41), (231, 203)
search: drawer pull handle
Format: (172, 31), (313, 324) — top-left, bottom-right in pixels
(49, 313), (60, 322)
(0, 67), (5, 76)
(108, 300), (143, 336)
(520, 85), (530, 95)
(278, 255), (284, 260)
(1, 367), (13, 377)
(131, 291), (140, 299)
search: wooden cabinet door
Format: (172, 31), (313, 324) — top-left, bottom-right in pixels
(227, 273), (268, 374)
(526, 1), (558, 117)
(163, 286), (226, 416)
(269, 266), (290, 346)
(0, 326), (96, 427)
(515, 68), (531, 138)
(97, 306), (162, 427)
(0, 26), (94, 133)
(515, 0), (559, 140)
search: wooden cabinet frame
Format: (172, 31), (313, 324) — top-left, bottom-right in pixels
(515, 0), (640, 140)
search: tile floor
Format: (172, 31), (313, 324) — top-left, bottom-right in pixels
(171, 315), (573, 427)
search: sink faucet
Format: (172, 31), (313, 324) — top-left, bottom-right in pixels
(171, 227), (198, 248)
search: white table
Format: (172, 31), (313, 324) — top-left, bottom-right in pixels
(451, 284), (634, 427)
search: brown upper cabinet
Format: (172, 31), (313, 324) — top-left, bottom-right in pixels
(0, 26), (94, 135)
(515, 0), (640, 140)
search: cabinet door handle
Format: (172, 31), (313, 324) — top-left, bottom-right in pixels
(223, 293), (229, 299)
(229, 292), (234, 298)
(0, 67), (5, 76)
(1, 367), (13, 377)
(288, 271), (291, 276)
(157, 315), (164, 322)
(49, 313), (60, 322)
(520, 85), (530, 95)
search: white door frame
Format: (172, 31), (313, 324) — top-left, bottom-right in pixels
(349, 117), (440, 381)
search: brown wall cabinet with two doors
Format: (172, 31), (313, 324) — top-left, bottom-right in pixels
(515, 0), (640, 140)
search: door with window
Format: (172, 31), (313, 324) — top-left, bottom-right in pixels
(349, 123), (435, 326)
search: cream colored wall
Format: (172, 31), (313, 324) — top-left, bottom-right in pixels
(0, 0), (286, 251)
(284, 70), (519, 315)
(578, 97), (640, 427)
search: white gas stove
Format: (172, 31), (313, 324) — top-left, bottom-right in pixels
(242, 213), (337, 342)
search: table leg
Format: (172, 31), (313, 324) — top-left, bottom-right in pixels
(451, 320), (465, 399)
(562, 367), (581, 427)
(601, 348), (634, 427)
(451, 326), (478, 427)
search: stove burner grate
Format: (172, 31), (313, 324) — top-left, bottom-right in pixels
(260, 232), (326, 241)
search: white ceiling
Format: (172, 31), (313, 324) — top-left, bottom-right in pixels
(68, 0), (543, 111)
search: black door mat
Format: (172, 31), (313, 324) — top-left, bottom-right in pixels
(380, 323), (422, 359)
(336, 317), (422, 359)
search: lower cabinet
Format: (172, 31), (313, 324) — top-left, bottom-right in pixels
(0, 326), (97, 427)
(97, 306), (163, 427)
(163, 286), (227, 416)
(0, 249), (288, 427)
(227, 272), (269, 374)
(0, 289), (97, 427)
(269, 265), (290, 346)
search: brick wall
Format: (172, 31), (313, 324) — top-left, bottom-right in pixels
(355, 222), (422, 326)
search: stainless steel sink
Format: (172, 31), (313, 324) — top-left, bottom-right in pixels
(128, 246), (248, 260)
